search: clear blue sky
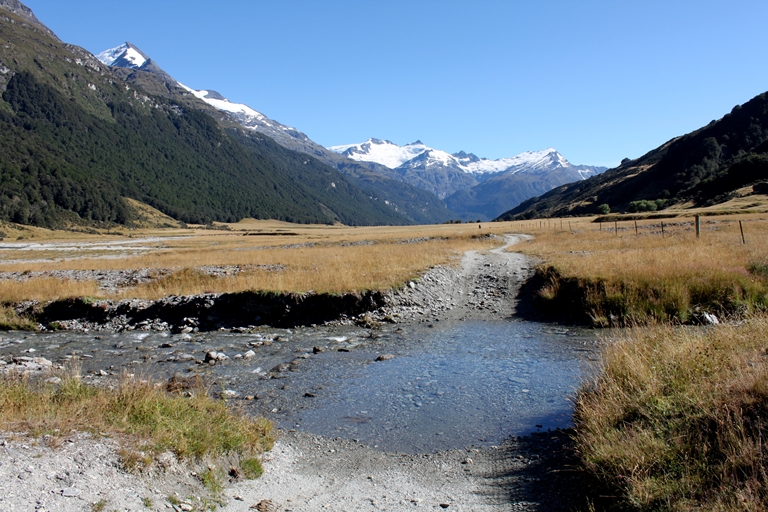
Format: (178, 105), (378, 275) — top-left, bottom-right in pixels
(23, 0), (768, 167)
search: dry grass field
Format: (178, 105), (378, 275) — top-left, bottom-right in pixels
(497, 207), (768, 510)
(4, 207), (768, 509)
(0, 220), (511, 301)
(506, 212), (768, 325)
(575, 316), (768, 511)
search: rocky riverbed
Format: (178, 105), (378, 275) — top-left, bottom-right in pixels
(1, 235), (598, 511)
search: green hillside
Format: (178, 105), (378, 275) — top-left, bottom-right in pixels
(111, 64), (453, 225)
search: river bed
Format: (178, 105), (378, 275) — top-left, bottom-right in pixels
(0, 319), (599, 454)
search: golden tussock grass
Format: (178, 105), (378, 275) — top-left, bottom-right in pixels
(0, 223), (508, 301)
(119, 235), (498, 299)
(0, 278), (101, 302)
(575, 316), (768, 510)
(508, 214), (768, 324)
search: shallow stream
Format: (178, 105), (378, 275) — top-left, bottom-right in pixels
(0, 320), (599, 454)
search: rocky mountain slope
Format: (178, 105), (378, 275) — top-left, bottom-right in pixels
(499, 91), (768, 220)
(331, 139), (606, 220)
(97, 43), (452, 225)
(0, 3), (411, 227)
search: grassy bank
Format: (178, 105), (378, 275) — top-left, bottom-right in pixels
(512, 214), (768, 325)
(0, 372), (273, 475)
(575, 317), (768, 510)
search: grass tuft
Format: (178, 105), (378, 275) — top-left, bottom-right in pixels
(0, 305), (38, 331)
(240, 457), (264, 479)
(575, 316), (768, 510)
(0, 372), (273, 471)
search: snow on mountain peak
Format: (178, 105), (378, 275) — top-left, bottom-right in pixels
(329, 138), (429, 169)
(96, 42), (147, 69)
(329, 139), (572, 176)
(177, 82), (268, 122)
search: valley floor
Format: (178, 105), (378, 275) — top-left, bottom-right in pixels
(1, 235), (591, 512)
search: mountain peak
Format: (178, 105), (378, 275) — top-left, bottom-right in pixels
(96, 42), (150, 69)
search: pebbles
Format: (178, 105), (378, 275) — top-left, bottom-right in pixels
(0, 356), (53, 374)
(360, 235), (533, 326)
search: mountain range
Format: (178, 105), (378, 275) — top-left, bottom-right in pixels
(98, 42), (608, 222)
(16, 0), (750, 230)
(329, 139), (606, 220)
(95, 42), (452, 225)
(0, 3), (432, 227)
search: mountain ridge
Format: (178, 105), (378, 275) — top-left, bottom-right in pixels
(329, 138), (607, 220)
(498, 91), (768, 220)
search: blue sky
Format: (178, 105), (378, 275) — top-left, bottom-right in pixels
(23, 0), (768, 167)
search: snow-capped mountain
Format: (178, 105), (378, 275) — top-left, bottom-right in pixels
(329, 138), (606, 202)
(96, 43), (315, 148)
(331, 139), (429, 169)
(330, 138), (591, 177)
(96, 41), (605, 222)
(96, 42), (147, 69)
(95, 42), (453, 224)
(176, 83), (309, 141)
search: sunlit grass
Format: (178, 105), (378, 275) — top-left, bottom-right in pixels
(575, 317), (768, 510)
(508, 214), (768, 324)
(0, 222), (508, 301)
(0, 371), (273, 472)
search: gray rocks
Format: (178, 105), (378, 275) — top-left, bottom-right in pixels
(60, 487), (80, 497)
(204, 351), (228, 364)
(255, 499), (279, 512)
(1, 356), (54, 374)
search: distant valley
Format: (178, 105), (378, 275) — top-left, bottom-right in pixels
(8, 0), (764, 231)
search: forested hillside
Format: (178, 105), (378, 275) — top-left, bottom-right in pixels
(0, 5), (409, 227)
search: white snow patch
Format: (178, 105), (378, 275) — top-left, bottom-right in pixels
(329, 139), (430, 169)
(95, 43), (146, 68)
(177, 83), (267, 121)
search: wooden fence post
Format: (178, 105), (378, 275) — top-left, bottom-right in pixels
(635, 220), (638, 235)
(695, 215), (701, 239)
(740, 220), (746, 244)
(661, 221), (665, 237)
